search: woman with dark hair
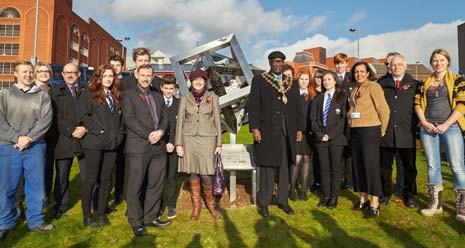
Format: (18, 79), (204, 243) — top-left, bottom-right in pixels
(77, 64), (123, 227)
(310, 72), (347, 209)
(176, 68), (222, 220)
(415, 48), (465, 223)
(313, 70), (324, 95)
(289, 68), (316, 201)
(348, 61), (390, 218)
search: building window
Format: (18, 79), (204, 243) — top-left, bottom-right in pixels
(0, 62), (14, 74)
(82, 32), (88, 42)
(69, 56), (78, 64)
(0, 7), (21, 19)
(0, 81), (14, 89)
(69, 40), (79, 51)
(71, 24), (79, 36)
(115, 50), (120, 56)
(109, 45), (114, 55)
(0, 24), (20, 37)
(0, 43), (19, 55)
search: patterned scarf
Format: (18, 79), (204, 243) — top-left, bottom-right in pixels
(191, 87), (206, 104)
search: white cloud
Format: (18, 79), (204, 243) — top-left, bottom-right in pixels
(306, 15), (328, 33)
(349, 10), (365, 24)
(254, 20), (463, 72)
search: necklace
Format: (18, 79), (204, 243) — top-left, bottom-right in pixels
(261, 72), (293, 104)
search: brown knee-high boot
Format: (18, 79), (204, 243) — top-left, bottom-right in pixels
(190, 178), (202, 220)
(203, 185), (220, 219)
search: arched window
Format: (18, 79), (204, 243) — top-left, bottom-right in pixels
(82, 32), (88, 42)
(0, 7), (20, 18)
(109, 45), (114, 55)
(71, 24), (79, 36)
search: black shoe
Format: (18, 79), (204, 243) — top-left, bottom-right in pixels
(257, 206), (269, 217)
(167, 207), (177, 219)
(145, 218), (171, 228)
(353, 200), (371, 211)
(114, 194), (123, 205)
(0, 229), (6, 241)
(318, 198), (330, 207)
(300, 190), (308, 201)
(52, 210), (64, 220)
(380, 196), (390, 206)
(277, 204), (294, 215)
(83, 217), (99, 228)
(104, 207), (117, 214)
(343, 180), (353, 190)
(157, 207), (165, 218)
(98, 215), (111, 226)
(327, 198), (338, 209)
(133, 225), (147, 236)
(289, 189), (297, 201)
(310, 183), (320, 193)
(404, 196), (417, 208)
(364, 206), (380, 219)
(29, 223), (54, 232)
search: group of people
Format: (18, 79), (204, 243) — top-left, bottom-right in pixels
(1, 46), (465, 240)
(249, 49), (465, 222)
(0, 47), (223, 239)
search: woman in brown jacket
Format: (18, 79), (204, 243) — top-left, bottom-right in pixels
(175, 68), (222, 220)
(348, 61), (390, 218)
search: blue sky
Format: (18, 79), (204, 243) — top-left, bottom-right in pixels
(74, 0), (465, 70)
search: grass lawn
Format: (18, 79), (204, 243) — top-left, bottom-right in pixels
(2, 125), (465, 247)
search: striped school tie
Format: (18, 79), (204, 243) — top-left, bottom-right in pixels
(106, 91), (115, 112)
(323, 93), (332, 126)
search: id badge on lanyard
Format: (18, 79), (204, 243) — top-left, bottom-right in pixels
(351, 87), (361, 119)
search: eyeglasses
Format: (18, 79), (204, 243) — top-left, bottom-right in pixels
(37, 70), (50, 74)
(63, 71), (79, 75)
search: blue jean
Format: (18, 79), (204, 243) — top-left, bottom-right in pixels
(0, 142), (46, 230)
(420, 125), (465, 188)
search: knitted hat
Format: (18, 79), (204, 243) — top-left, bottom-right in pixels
(189, 68), (208, 81)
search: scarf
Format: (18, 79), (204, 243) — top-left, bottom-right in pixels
(191, 87), (206, 104)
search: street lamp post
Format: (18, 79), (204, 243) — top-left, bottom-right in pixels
(415, 61), (420, 80)
(32, 0), (39, 65)
(118, 36), (130, 67)
(349, 28), (360, 60)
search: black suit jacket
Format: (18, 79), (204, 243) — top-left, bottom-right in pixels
(378, 73), (419, 148)
(122, 86), (168, 154)
(310, 91), (347, 146)
(248, 73), (304, 167)
(121, 74), (161, 93)
(163, 97), (180, 144)
(77, 89), (124, 151)
(49, 83), (84, 159)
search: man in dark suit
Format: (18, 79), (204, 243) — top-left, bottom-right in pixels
(248, 51), (304, 217)
(120, 47), (161, 92)
(123, 64), (171, 236)
(158, 75), (180, 219)
(379, 54), (418, 208)
(49, 63), (86, 220)
(333, 53), (354, 190)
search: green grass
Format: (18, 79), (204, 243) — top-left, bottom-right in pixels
(2, 125), (465, 247)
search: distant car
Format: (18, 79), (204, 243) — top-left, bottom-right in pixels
(50, 64), (94, 88)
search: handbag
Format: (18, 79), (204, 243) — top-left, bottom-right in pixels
(213, 154), (225, 196)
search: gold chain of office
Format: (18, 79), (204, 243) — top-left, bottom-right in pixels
(261, 72), (293, 104)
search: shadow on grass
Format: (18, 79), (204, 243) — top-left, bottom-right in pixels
(186, 233), (202, 248)
(254, 214), (314, 247)
(122, 234), (156, 247)
(310, 210), (378, 247)
(221, 209), (247, 247)
(379, 222), (426, 248)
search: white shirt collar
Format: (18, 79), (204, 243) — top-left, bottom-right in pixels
(163, 95), (173, 102)
(299, 88), (308, 95)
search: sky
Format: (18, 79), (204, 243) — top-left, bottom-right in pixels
(74, 0), (465, 71)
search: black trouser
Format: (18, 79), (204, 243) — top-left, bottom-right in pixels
(380, 147), (417, 198)
(54, 156), (85, 211)
(258, 135), (290, 207)
(114, 140), (126, 201)
(81, 149), (117, 218)
(343, 145), (352, 183)
(161, 151), (179, 209)
(127, 146), (166, 227)
(317, 144), (344, 199)
(310, 143), (320, 185)
(393, 153), (404, 196)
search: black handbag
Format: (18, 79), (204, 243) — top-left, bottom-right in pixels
(213, 154), (225, 196)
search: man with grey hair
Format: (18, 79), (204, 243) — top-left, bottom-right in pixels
(0, 61), (54, 240)
(378, 54), (419, 208)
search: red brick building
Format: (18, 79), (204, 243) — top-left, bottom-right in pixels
(0, 0), (125, 88)
(288, 47), (431, 81)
